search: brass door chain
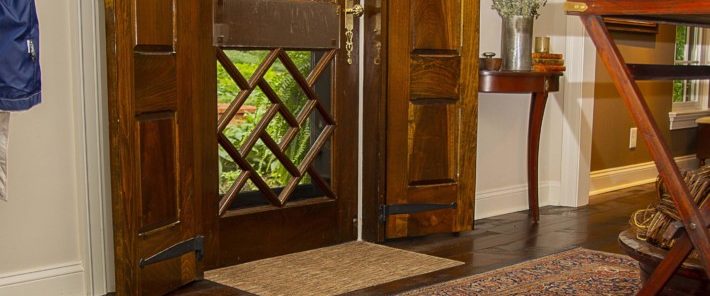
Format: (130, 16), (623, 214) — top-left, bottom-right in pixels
(344, 1), (363, 64)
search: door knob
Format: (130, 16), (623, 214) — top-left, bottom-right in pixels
(344, 1), (363, 65)
(345, 4), (364, 17)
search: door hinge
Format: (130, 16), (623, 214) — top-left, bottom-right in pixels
(379, 202), (457, 223)
(139, 236), (204, 268)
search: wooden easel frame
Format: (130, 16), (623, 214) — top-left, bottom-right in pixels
(567, 1), (710, 294)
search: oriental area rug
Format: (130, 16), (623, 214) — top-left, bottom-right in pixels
(205, 241), (463, 296)
(400, 248), (641, 296)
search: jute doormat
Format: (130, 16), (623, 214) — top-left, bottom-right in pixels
(399, 248), (641, 296)
(205, 241), (463, 296)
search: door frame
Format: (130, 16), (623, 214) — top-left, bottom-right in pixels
(76, 1), (115, 294)
(361, 0), (387, 242)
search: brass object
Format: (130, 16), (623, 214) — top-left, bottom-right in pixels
(564, 1), (589, 13)
(345, 1), (364, 64)
(534, 36), (550, 54)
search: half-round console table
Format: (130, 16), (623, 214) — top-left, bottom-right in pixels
(479, 70), (563, 223)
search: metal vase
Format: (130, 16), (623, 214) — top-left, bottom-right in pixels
(501, 15), (533, 71)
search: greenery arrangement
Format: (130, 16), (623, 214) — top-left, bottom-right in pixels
(491, 0), (547, 18)
(217, 50), (314, 194)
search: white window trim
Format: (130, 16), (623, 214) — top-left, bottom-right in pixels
(670, 27), (710, 130)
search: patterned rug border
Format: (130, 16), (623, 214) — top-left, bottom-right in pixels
(398, 247), (640, 296)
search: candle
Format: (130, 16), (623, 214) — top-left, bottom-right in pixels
(534, 36), (550, 54)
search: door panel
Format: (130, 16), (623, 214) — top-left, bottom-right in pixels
(137, 114), (179, 234)
(385, 0), (478, 239)
(106, 0), (214, 294)
(205, 0), (359, 268)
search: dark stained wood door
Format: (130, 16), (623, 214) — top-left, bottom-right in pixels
(385, 0), (479, 238)
(203, 0), (359, 268)
(105, 0), (214, 294)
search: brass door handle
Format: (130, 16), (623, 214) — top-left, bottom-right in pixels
(344, 1), (363, 64)
(345, 4), (364, 17)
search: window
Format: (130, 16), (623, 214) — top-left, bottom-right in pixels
(670, 26), (710, 130)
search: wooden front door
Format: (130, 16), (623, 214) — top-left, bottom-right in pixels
(105, 0), (214, 295)
(203, 0), (360, 268)
(384, 0), (479, 239)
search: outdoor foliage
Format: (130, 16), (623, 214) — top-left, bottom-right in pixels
(673, 26), (688, 103)
(217, 50), (313, 194)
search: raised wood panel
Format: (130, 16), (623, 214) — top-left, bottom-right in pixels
(135, 0), (175, 47)
(407, 102), (458, 185)
(388, 184), (458, 238)
(137, 113), (179, 234)
(214, 0), (340, 49)
(410, 0), (461, 51)
(406, 184), (457, 234)
(217, 200), (338, 266)
(134, 53), (177, 113)
(410, 55), (460, 100)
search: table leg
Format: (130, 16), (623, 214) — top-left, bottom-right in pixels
(527, 91), (549, 223)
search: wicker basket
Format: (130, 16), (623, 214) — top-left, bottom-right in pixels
(631, 165), (710, 253)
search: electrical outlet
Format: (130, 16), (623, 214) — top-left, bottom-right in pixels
(629, 127), (638, 149)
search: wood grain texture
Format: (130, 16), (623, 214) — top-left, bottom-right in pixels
(411, 0), (461, 51)
(410, 55), (460, 100)
(214, 0), (340, 49)
(206, 0), (358, 269)
(361, 0), (388, 242)
(134, 54), (177, 113)
(135, 0), (174, 47)
(407, 103), (457, 185)
(386, 0), (478, 238)
(478, 70), (561, 93)
(137, 114), (179, 234)
(217, 200), (339, 266)
(106, 0), (212, 294)
(455, 0), (479, 235)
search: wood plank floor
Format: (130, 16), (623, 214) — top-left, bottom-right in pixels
(171, 184), (656, 295)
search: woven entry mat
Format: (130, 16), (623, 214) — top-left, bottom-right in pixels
(399, 248), (641, 296)
(205, 241), (463, 296)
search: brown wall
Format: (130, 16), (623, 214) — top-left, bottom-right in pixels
(591, 24), (697, 172)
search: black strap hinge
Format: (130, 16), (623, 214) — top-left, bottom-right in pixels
(379, 202), (457, 223)
(139, 236), (204, 268)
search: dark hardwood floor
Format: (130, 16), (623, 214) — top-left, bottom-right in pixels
(171, 184), (656, 295)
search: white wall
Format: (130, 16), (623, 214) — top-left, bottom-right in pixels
(0, 1), (99, 295)
(475, 0), (593, 218)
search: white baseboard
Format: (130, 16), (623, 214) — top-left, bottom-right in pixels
(0, 262), (85, 296)
(589, 155), (699, 196)
(475, 182), (559, 220)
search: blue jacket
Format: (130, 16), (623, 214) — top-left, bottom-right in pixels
(0, 0), (41, 111)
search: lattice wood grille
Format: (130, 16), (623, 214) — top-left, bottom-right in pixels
(216, 48), (337, 215)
